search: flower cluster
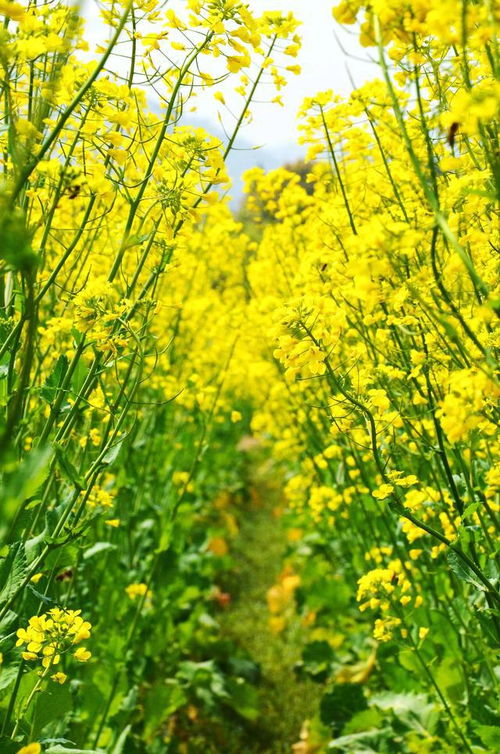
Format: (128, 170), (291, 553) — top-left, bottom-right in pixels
(16, 609), (92, 681)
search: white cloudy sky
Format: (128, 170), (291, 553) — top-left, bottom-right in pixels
(240, 0), (375, 145)
(81, 0), (376, 149)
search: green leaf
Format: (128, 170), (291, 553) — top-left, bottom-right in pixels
(40, 355), (69, 404)
(83, 542), (117, 560)
(343, 708), (384, 735)
(460, 187), (496, 200)
(30, 682), (73, 738)
(226, 656), (260, 684)
(155, 521), (173, 554)
(446, 550), (486, 591)
(53, 447), (84, 490)
(0, 207), (37, 271)
(371, 690), (431, 715)
(462, 502), (480, 518)
(71, 358), (88, 393)
(54, 445), (85, 491)
(143, 679), (187, 739)
(328, 728), (386, 750)
(320, 683), (368, 735)
(25, 530), (47, 564)
(223, 678), (259, 721)
(0, 664), (20, 694)
(0, 541), (27, 607)
(27, 584), (53, 605)
(303, 576), (350, 612)
(110, 725), (132, 754)
(335, 462), (345, 486)
(372, 690), (438, 732)
(45, 544), (79, 572)
(435, 657), (465, 703)
(299, 640), (334, 681)
(100, 437), (125, 467)
(0, 609), (18, 635)
(122, 232), (151, 250)
(475, 724), (500, 749)
(2, 447), (53, 507)
(46, 744), (106, 754)
(0, 736), (20, 754)
(398, 648), (421, 674)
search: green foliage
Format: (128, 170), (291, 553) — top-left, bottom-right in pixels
(0, 542), (27, 607)
(320, 683), (368, 735)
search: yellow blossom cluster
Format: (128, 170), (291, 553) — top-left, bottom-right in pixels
(16, 608), (91, 679)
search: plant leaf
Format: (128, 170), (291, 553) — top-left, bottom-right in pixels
(446, 550), (486, 591)
(54, 445), (85, 491)
(40, 354), (69, 404)
(0, 542), (27, 607)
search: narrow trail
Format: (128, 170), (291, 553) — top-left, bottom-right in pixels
(218, 463), (321, 754)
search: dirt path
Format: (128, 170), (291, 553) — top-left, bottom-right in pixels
(218, 466), (320, 753)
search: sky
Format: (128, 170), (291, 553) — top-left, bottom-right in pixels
(81, 1), (375, 200)
(81, 0), (375, 147)
(230, 0), (375, 147)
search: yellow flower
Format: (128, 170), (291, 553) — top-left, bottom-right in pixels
(439, 156), (463, 172)
(396, 475), (419, 488)
(333, 1), (359, 25)
(16, 744), (41, 754)
(125, 583), (151, 601)
(51, 672), (67, 684)
(373, 617), (401, 642)
(372, 484), (394, 500)
(73, 647), (91, 662)
(16, 609), (92, 675)
(0, 0), (25, 21)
